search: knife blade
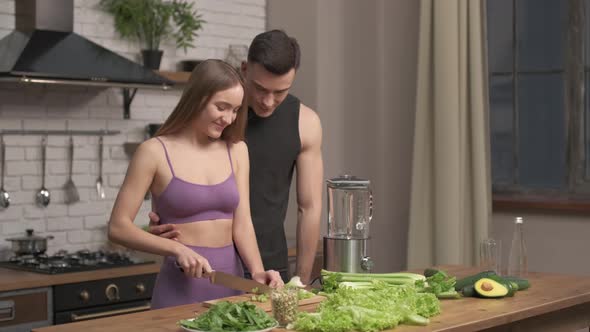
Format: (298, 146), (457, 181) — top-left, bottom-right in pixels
(209, 270), (272, 294)
(174, 261), (272, 294)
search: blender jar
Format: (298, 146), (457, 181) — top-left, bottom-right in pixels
(326, 175), (372, 239)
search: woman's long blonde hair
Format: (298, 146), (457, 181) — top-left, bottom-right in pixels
(155, 59), (247, 142)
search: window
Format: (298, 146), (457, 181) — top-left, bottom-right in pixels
(487, 0), (590, 210)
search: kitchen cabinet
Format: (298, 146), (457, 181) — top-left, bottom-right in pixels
(0, 287), (52, 332)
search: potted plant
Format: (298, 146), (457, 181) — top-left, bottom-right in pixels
(99, 0), (205, 69)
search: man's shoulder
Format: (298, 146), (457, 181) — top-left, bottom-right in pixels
(299, 103), (320, 128)
(298, 103), (322, 149)
(285, 92), (318, 121)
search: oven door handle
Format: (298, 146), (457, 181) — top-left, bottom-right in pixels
(0, 300), (15, 322)
(70, 304), (151, 322)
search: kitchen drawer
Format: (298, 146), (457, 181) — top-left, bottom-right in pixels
(0, 287), (52, 331)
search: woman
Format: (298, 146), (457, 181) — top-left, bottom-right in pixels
(108, 59), (283, 309)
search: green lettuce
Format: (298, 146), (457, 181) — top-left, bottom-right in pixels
(292, 281), (440, 332)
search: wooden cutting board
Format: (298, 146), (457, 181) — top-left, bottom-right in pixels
(203, 294), (326, 312)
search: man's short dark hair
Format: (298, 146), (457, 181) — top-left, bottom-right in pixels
(248, 30), (300, 75)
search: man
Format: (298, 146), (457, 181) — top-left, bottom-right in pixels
(149, 30), (323, 284)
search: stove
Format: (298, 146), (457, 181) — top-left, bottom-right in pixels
(0, 249), (154, 274)
(0, 249), (158, 327)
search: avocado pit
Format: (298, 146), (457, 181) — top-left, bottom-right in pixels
(481, 281), (494, 291)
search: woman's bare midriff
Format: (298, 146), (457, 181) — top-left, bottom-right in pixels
(174, 219), (233, 247)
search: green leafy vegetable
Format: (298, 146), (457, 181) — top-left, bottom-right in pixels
(250, 293), (269, 302)
(297, 288), (314, 300)
(178, 301), (277, 331)
(415, 270), (460, 299)
(292, 281), (440, 332)
(321, 271), (343, 293)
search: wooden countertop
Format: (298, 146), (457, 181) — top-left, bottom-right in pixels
(0, 263), (161, 292)
(32, 265), (590, 332)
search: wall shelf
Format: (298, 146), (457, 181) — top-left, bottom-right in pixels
(121, 71), (188, 119)
(0, 71), (188, 119)
(155, 71), (190, 85)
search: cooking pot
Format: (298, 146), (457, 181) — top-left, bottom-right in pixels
(6, 229), (54, 255)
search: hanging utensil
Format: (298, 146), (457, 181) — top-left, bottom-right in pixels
(0, 136), (10, 209)
(63, 136), (80, 204)
(96, 135), (105, 199)
(36, 136), (50, 207)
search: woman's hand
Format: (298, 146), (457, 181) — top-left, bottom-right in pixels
(252, 270), (284, 288)
(174, 245), (212, 278)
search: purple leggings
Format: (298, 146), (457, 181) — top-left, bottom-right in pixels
(150, 243), (244, 309)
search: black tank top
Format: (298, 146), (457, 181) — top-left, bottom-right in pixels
(246, 94), (301, 271)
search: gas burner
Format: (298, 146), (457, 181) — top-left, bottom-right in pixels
(79, 258), (97, 266)
(76, 249), (91, 256)
(36, 254), (49, 260)
(97, 256), (109, 264)
(19, 255), (39, 265)
(52, 250), (68, 259)
(38, 263), (51, 270)
(49, 260), (70, 268)
(0, 249), (154, 274)
(8, 256), (21, 263)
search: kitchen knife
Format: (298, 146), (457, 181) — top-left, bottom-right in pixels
(209, 270), (272, 294)
(174, 262), (271, 294)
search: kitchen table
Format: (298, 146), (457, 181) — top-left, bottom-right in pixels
(32, 265), (590, 332)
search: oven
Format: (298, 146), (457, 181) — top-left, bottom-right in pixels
(0, 249), (158, 328)
(53, 273), (156, 324)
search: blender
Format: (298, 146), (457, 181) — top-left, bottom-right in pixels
(323, 175), (374, 273)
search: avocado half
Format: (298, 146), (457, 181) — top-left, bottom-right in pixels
(474, 278), (509, 298)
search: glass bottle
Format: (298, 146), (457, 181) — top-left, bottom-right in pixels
(507, 217), (528, 277)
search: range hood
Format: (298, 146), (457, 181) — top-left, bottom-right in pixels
(0, 0), (173, 89)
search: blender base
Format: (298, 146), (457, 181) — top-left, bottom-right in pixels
(323, 237), (372, 273)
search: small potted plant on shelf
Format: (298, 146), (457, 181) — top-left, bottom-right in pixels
(99, 0), (205, 70)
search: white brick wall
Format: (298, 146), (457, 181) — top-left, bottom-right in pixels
(0, 0), (266, 258)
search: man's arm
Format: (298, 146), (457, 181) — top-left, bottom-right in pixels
(295, 104), (323, 284)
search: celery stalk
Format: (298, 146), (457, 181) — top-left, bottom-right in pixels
(339, 276), (416, 285)
(321, 269), (425, 281)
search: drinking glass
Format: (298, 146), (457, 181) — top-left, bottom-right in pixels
(480, 238), (502, 275)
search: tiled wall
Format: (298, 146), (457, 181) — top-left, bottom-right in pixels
(0, 0), (265, 257)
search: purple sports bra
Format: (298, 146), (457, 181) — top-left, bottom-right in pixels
(153, 137), (239, 224)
